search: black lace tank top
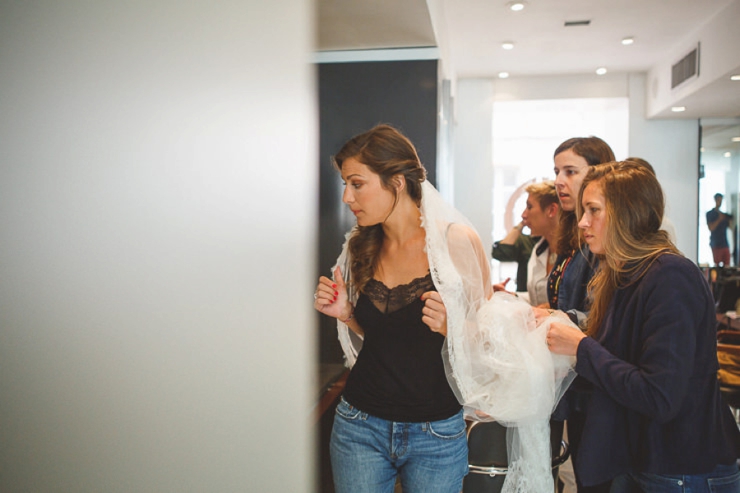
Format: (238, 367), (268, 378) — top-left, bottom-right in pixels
(342, 273), (462, 422)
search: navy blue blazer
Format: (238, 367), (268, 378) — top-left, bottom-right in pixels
(574, 254), (740, 486)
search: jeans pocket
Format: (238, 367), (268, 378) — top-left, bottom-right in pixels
(427, 411), (466, 440)
(708, 469), (740, 492)
(631, 472), (683, 493)
(335, 396), (364, 420)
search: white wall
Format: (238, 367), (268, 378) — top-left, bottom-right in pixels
(454, 73), (700, 260)
(628, 73), (700, 260)
(0, 2), (316, 492)
(647, 0), (740, 117)
(453, 79), (495, 255)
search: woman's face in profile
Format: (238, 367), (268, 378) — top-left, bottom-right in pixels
(340, 157), (396, 227)
(554, 149), (590, 212)
(578, 181), (607, 255)
(521, 194), (547, 236)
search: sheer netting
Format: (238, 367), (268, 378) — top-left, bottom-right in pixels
(332, 180), (577, 492)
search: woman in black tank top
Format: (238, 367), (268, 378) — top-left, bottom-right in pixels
(313, 125), (487, 493)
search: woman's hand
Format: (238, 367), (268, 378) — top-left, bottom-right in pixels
(314, 266), (353, 322)
(421, 291), (447, 336)
(546, 321), (586, 356)
(532, 307), (552, 325)
(493, 277), (511, 293)
(532, 307), (570, 326)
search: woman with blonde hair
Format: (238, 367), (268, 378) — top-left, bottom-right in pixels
(521, 180), (559, 306)
(546, 161), (740, 491)
(495, 180), (560, 307)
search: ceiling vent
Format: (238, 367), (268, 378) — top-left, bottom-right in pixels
(672, 44), (700, 89)
(564, 20), (590, 27)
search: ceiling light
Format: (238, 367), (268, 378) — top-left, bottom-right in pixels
(595, 67), (607, 75)
(498, 72), (510, 79)
(621, 37), (634, 45)
(732, 137), (740, 142)
(501, 42), (515, 50)
(725, 152), (733, 158)
(732, 75), (740, 81)
(508, 2), (525, 11)
(671, 106), (686, 112)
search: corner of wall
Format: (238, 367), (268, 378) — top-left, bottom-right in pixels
(646, 0), (740, 118)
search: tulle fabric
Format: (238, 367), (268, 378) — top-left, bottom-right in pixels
(333, 180), (577, 493)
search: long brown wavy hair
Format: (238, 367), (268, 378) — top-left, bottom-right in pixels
(554, 136), (615, 255)
(332, 124), (426, 294)
(579, 161), (680, 335)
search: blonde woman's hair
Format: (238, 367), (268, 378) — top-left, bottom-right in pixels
(580, 161), (680, 335)
(525, 180), (558, 210)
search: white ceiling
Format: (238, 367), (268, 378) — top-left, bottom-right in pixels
(438, 0), (733, 78)
(317, 0), (740, 131)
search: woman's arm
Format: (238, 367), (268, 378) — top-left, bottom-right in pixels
(555, 261), (702, 422)
(314, 266), (363, 336)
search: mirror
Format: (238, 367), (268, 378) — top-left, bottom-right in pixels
(699, 118), (740, 267)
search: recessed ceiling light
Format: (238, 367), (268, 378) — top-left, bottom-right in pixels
(595, 67), (607, 75)
(621, 37), (634, 45)
(498, 72), (510, 79)
(732, 75), (740, 81)
(671, 106), (686, 112)
(732, 137), (740, 142)
(501, 42), (515, 50)
(725, 152), (733, 158)
(508, 2), (525, 11)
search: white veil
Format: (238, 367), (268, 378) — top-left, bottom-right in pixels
(334, 180), (577, 493)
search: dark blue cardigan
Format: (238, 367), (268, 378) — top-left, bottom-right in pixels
(573, 254), (740, 486)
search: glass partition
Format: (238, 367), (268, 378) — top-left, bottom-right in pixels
(698, 118), (740, 267)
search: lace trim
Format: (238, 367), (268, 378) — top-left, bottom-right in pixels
(364, 273), (433, 314)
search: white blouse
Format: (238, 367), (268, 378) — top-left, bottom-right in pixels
(521, 237), (551, 307)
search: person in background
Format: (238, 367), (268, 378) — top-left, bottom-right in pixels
(494, 181), (559, 307)
(548, 135), (615, 493)
(546, 161), (740, 491)
(491, 219), (537, 293)
(707, 192), (733, 266)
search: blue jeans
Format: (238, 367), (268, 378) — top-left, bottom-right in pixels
(610, 463), (740, 493)
(330, 396), (468, 493)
